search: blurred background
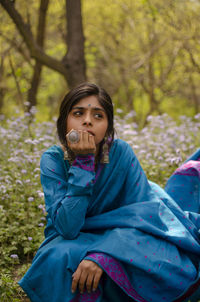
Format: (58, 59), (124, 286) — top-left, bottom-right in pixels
(0, 0), (200, 126)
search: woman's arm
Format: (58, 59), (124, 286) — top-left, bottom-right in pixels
(40, 149), (95, 239)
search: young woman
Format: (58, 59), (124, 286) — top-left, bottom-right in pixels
(19, 83), (200, 302)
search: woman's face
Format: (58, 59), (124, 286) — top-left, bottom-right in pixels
(66, 95), (108, 146)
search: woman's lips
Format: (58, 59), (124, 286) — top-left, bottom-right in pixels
(87, 130), (95, 136)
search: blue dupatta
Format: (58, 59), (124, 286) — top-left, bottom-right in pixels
(19, 139), (200, 302)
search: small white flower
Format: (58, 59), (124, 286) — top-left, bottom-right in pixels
(16, 179), (23, 185)
(10, 254), (18, 259)
(28, 197), (34, 202)
(116, 108), (123, 113)
(30, 106), (37, 115)
(37, 191), (44, 198)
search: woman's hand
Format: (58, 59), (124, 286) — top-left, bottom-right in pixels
(66, 130), (96, 155)
(71, 259), (103, 294)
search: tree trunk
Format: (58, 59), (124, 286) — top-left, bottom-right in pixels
(0, 56), (5, 113)
(189, 75), (199, 114)
(148, 58), (157, 113)
(27, 0), (49, 112)
(62, 0), (86, 88)
(0, 0), (86, 93)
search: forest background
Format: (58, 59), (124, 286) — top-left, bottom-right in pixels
(1, 0), (200, 123)
(0, 0), (200, 301)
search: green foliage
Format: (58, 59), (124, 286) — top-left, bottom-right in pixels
(0, 269), (28, 302)
(0, 115), (57, 301)
(1, 0), (200, 122)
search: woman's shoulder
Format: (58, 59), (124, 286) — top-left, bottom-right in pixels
(112, 138), (133, 152)
(43, 144), (63, 154)
(40, 145), (69, 175)
(111, 139), (135, 157)
(41, 144), (64, 162)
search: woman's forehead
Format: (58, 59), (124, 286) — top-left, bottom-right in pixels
(72, 95), (102, 108)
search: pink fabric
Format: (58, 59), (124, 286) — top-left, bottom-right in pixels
(173, 160), (200, 177)
(86, 253), (147, 302)
(72, 155), (95, 172)
(70, 288), (101, 302)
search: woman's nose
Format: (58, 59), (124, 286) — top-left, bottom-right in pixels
(83, 113), (92, 125)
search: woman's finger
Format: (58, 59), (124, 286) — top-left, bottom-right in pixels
(85, 272), (94, 293)
(78, 270), (88, 294)
(88, 134), (96, 149)
(92, 270), (103, 292)
(78, 130), (84, 150)
(79, 130), (90, 153)
(88, 134), (95, 147)
(82, 130), (89, 144)
(71, 269), (81, 293)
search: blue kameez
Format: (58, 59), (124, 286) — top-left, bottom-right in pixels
(19, 139), (200, 302)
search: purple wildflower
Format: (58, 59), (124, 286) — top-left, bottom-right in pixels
(10, 254), (18, 259)
(38, 204), (44, 209)
(28, 197), (34, 202)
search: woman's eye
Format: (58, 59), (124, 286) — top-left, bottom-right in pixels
(73, 111), (82, 116)
(94, 113), (103, 119)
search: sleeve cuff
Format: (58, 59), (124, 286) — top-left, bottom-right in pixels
(72, 154), (95, 172)
(67, 154), (96, 195)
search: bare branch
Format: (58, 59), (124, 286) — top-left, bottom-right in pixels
(132, 38), (168, 71)
(0, 31), (32, 65)
(8, 54), (25, 110)
(27, 0), (50, 109)
(0, 55), (6, 111)
(184, 44), (200, 74)
(0, 0), (68, 78)
(157, 45), (181, 88)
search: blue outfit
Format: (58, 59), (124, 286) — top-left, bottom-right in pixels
(19, 139), (200, 302)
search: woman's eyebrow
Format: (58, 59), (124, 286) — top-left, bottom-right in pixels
(93, 107), (105, 112)
(72, 106), (105, 112)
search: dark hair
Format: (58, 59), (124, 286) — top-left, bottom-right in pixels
(57, 82), (114, 149)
